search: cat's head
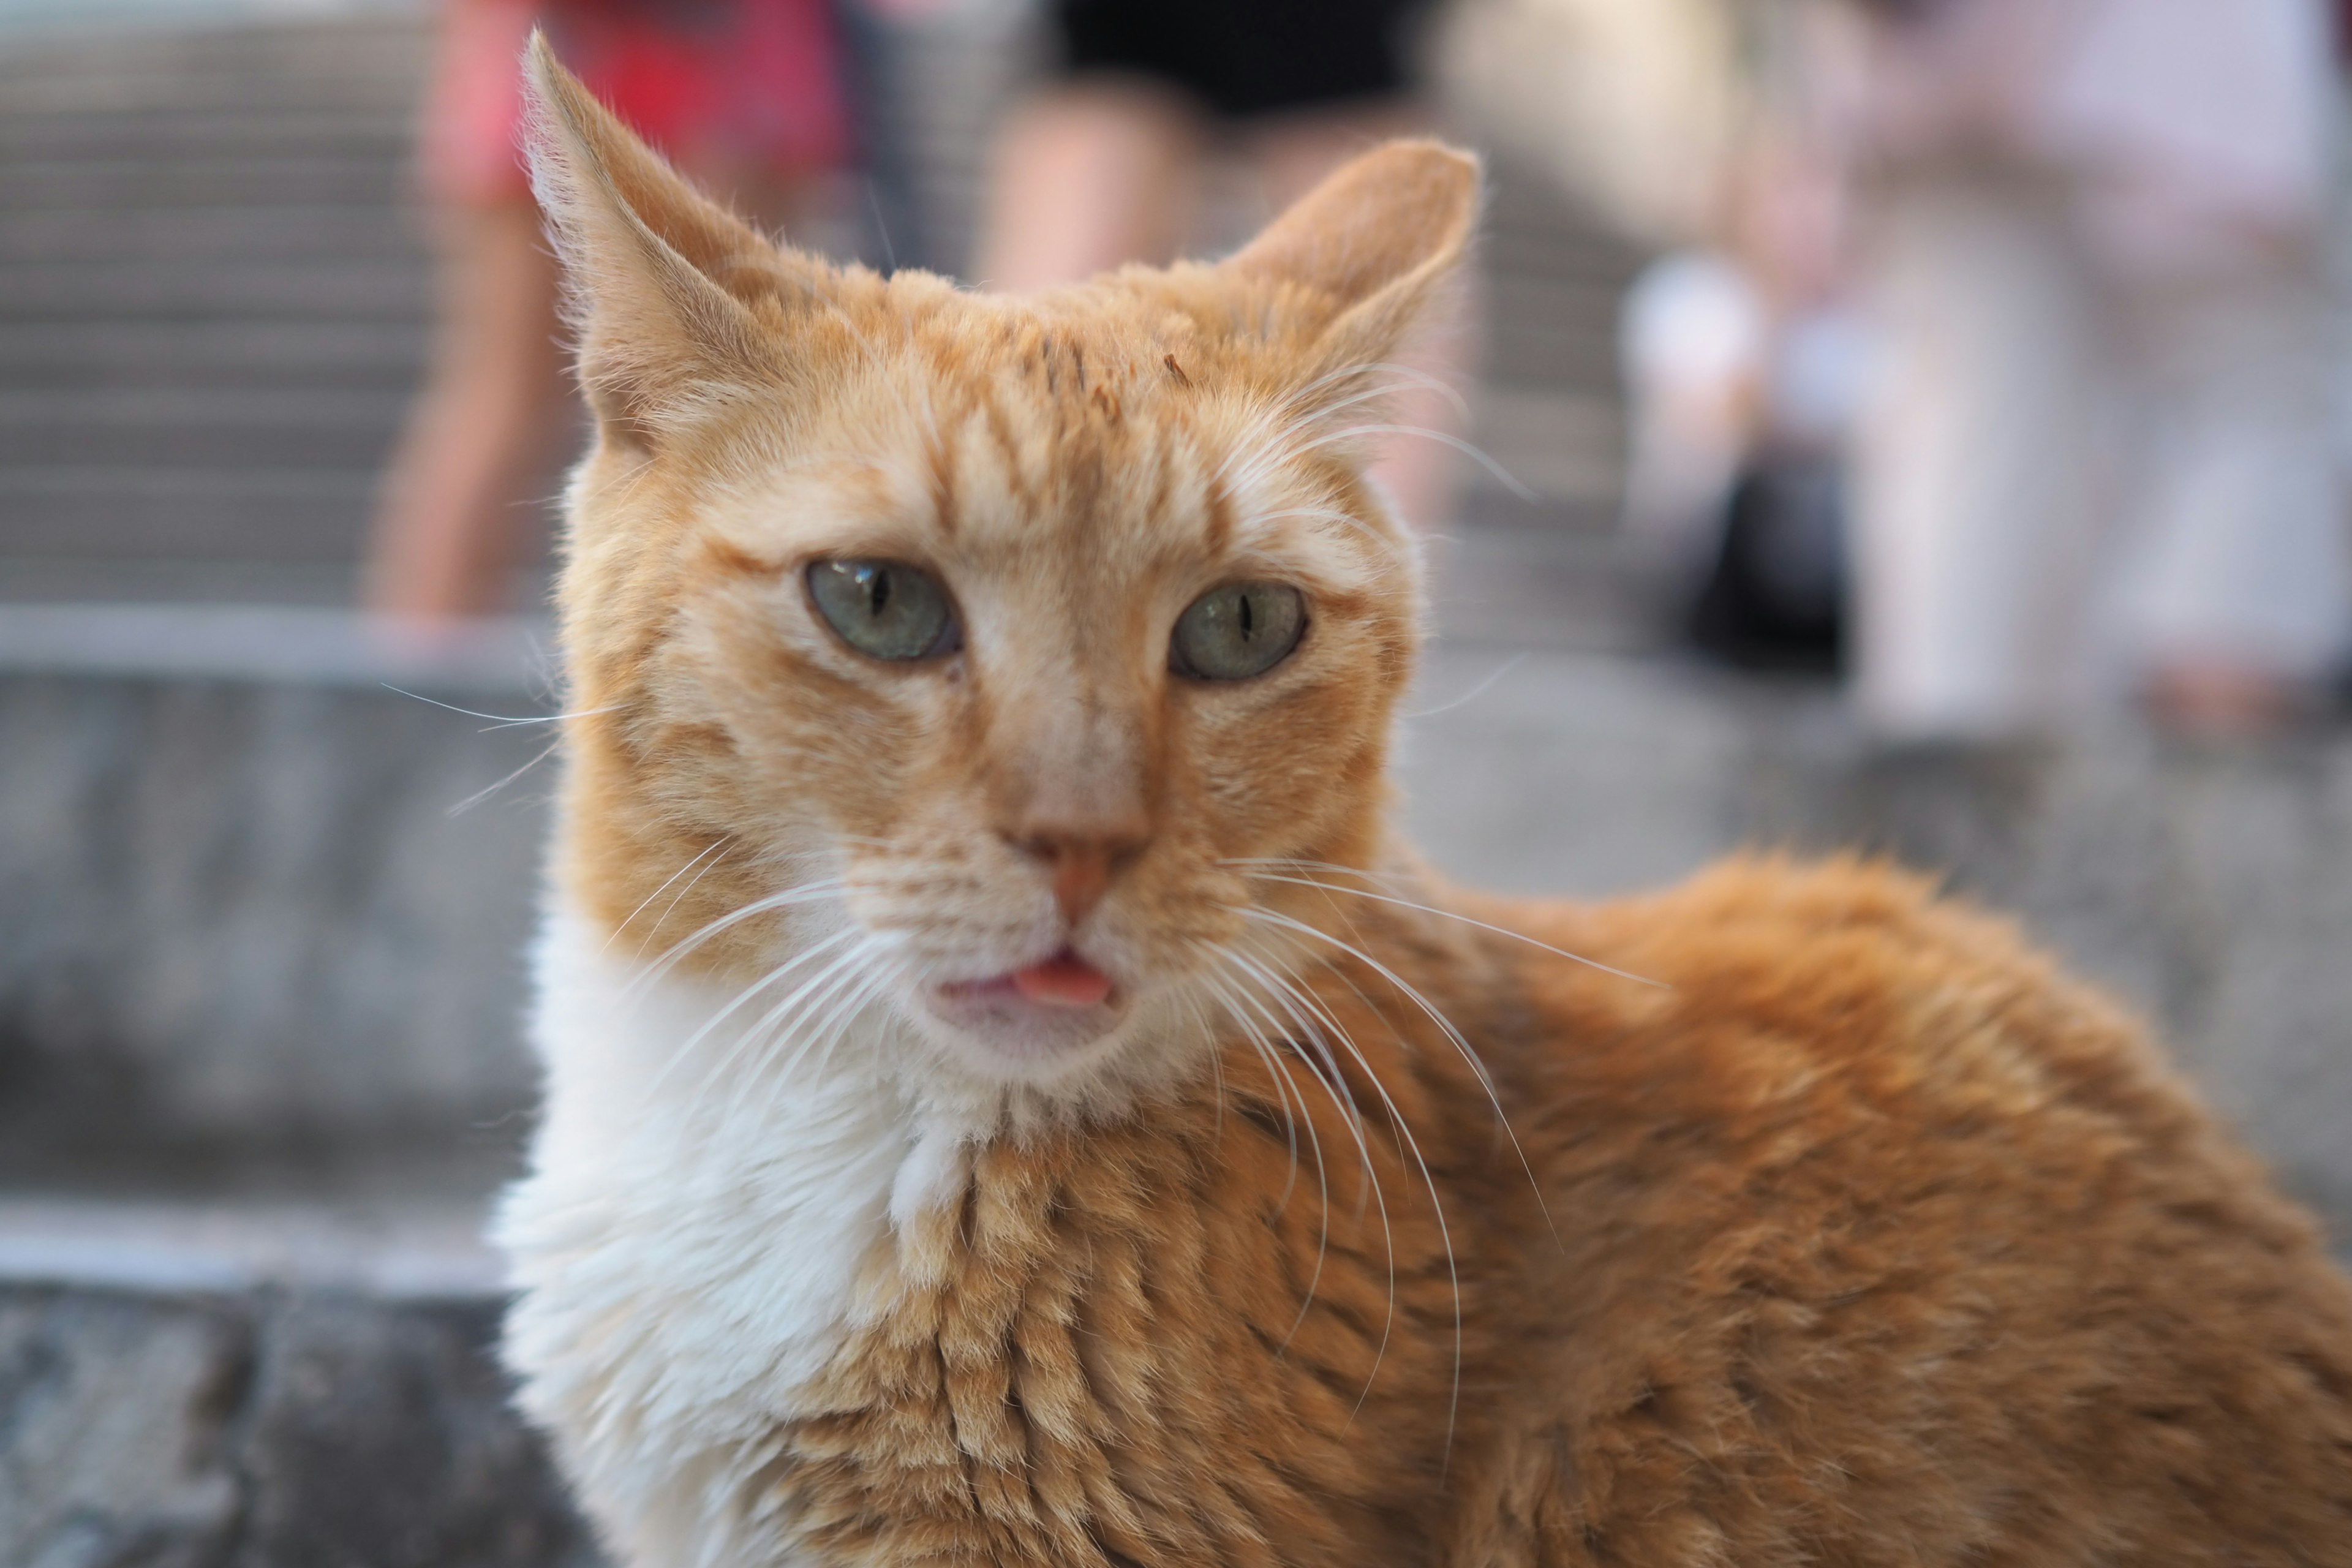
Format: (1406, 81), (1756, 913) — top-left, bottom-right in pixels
(527, 39), (1479, 1109)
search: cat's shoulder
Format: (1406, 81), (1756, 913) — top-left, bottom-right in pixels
(1479, 854), (2232, 1180)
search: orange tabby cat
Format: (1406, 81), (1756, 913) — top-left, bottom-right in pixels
(497, 37), (2352, 1567)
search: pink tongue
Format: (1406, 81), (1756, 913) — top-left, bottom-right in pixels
(1012, 952), (1113, 1008)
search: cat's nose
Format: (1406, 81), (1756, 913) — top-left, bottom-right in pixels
(1011, 830), (1150, 925)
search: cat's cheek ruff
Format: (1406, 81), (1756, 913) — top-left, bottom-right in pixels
(500, 903), (964, 1565)
(499, 900), (1237, 1558)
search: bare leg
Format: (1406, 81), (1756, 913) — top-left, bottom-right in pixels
(976, 81), (1205, 290)
(365, 202), (571, 623)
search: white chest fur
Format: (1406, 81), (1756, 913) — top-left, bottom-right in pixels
(497, 906), (962, 1567)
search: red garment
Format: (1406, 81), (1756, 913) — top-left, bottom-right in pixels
(421, 0), (852, 206)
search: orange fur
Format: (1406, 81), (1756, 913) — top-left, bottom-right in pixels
(506, 38), (2352, 1566)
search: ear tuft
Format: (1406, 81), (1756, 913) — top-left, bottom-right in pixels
(520, 32), (784, 443)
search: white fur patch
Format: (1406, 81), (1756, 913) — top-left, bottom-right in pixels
(497, 905), (970, 1567)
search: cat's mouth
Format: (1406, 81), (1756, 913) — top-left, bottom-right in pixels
(941, 949), (1114, 1010)
(924, 948), (1125, 1068)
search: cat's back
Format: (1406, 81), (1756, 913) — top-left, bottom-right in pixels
(1451, 858), (2352, 1565)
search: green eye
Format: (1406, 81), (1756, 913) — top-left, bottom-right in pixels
(807, 560), (959, 662)
(1170, 582), (1307, 681)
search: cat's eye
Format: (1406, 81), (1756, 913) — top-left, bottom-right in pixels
(806, 560), (960, 662)
(1170, 582), (1307, 681)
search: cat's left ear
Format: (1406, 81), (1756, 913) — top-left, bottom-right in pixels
(521, 33), (804, 448)
(1219, 139), (1481, 396)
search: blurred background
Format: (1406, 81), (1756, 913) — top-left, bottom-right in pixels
(2, 0), (2349, 1559)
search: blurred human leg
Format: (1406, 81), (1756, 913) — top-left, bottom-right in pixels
(1850, 167), (2117, 739)
(976, 82), (1206, 290)
(364, 201), (571, 624)
(2117, 262), (2350, 732)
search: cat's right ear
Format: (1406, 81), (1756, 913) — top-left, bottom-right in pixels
(521, 34), (786, 448)
(1219, 140), (1482, 402)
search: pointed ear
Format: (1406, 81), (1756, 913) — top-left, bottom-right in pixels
(1221, 140), (1481, 387)
(522, 32), (786, 447)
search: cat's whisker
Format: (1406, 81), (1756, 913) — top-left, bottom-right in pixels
(1224, 860), (1666, 990)
(1219, 944), (1400, 1366)
(1288, 373), (1472, 439)
(717, 933), (883, 1101)
(1193, 959), (1316, 1221)
(1205, 951), (1349, 1342)
(444, 734), (565, 816)
(380, 685), (628, 732)
(790, 952), (897, 1084)
(628, 880), (850, 999)
(1291, 421), (1539, 503)
(1238, 903), (1562, 1261)
(1280, 360), (1473, 424)
(650, 845), (736, 956)
(748, 954), (890, 1113)
(647, 927), (860, 1101)
(605, 839), (732, 959)
(1243, 505), (1409, 557)
(1226, 933), (1389, 1208)
(1226, 937), (1440, 1441)
(1401, 655), (1527, 721)
(1178, 987), (1229, 1149)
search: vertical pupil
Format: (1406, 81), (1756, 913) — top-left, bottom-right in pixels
(1238, 591), (1254, 639)
(867, 569), (891, 616)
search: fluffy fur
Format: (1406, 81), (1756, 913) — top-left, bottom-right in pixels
(498, 37), (2352, 1567)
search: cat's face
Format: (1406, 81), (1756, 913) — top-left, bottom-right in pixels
(527, 42), (1476, 1101)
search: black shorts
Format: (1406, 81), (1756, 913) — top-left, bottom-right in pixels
(1052, 0), (1431, 120)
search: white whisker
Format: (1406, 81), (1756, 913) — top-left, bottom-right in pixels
(1291, 422), (1537, 503)
(647, 927), (859, 1099)
(445, 735), (564, 816)
(1226, 939), (1438, 1443)
(1224, 861), (1665, 990)
(627, 880), (850, 997)
(1209, 954), (1349, 1344)
(381, 685), (626, 731)
(605, 840), (731, 959)
(1221, 944), (1397, 1364)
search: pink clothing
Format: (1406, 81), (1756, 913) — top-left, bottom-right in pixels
(1833, 0), (2336, 273)
(421, 0), (853, 208)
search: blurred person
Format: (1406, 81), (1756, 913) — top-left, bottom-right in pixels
(1816, 0), (2352, 739)
(1619, 118), (1869, 669)
(367, 0), (857, 624)
(971, 0), (1469, 530)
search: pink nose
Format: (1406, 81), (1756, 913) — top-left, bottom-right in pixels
(1011, 832), (1148, 925)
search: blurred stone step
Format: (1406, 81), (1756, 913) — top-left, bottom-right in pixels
(0, 107), (414, 154)
(0, 469), (383, 560)
(0, 388), (410, 470)
(0, 606), (554, 1166)
(0, 203), (415, 263)
(0, 558), (374, 606)
(0, 23), (426, 115)
(1470, 386), (1624, 511)
(0, 320), (424, 387)
(1484, 273), (1629, 390)
(0, 259), (428, 320)
(0, 154), (405, 209)
(0, 1272), (596, 1568)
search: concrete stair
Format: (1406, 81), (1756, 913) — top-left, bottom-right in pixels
(0, 15), (434, 601)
